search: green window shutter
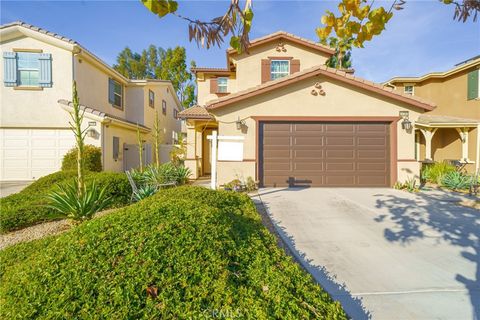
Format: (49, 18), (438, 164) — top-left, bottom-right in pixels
(108, 78), (115, 104)
(467, 69), (479, 100)
(3, 52), (17, 86)
(38, 53), (52, 87)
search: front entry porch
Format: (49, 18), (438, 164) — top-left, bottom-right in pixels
(415, 115), (479, 173)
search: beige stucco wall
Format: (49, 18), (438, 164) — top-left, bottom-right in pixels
(393, 67), (480, 119)
(231, 40), (330, 92)
(1, 36), (73, 128)
(102, 124), (139, 172)
(204, 75), (425, 186)
(394, 66), (480, 171)
(196, 73), (237, 106)
(196, 39), (331, 106)
(142, 84), (182, 145)
(74, 55), (128, 120)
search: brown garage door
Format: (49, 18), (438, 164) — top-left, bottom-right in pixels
(260, 122), (390, 187)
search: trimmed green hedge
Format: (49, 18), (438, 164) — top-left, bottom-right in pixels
(0, 171), (131, 233)
(0, 187), (346, 319)
(62, 145), (102, 172)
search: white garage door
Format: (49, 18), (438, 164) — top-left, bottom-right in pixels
(0, 129), (76, 181)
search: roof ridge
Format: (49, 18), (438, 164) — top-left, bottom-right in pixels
(205, 64), (435, 111)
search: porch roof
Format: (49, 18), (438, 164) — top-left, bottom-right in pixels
(178, 105), (214, 120)
(415, 115), (479, 128)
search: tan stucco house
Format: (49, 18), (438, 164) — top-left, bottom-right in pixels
(386, 56), (480, 174)
(0, 21), (183, 181)
(180, 31), (440, 188)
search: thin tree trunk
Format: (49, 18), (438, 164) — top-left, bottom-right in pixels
(72, 82), (85, 196)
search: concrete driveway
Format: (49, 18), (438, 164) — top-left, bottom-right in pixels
(0, 181), (32, 198)
(256, 188), (479, 320)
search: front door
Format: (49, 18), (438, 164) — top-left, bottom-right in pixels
(202, 129), (213, 175)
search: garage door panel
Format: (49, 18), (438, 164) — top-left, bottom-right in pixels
(31, 149), (57, 158)
(326, 150), (355, 159)
(3, 149), (28, 158)
(261, 122), (390, 187)
(294, 150), (324, 158)
(294, 137), (324, 146)
(1, 129), (75, 181)
(326, 137), (355, 146)
(263, 136), (290, 145)
(4, 139), (29, 148)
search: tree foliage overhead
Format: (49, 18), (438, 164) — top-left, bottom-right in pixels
(140, 0), (478, 70)
(113, 46), (196, 108)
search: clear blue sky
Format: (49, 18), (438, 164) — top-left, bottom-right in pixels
(1, 0), (479, 82)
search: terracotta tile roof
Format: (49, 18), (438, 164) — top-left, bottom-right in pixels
(58, 99), (150, 130)
(227, 31), (335, 55)
(191, 67), (231, 74)
(178, 105), (214, 120)
(386, 56), (480, 84)
(416, 115), (479, 126)
(1, 21), (78, 45)
(206, 65), (436, 111)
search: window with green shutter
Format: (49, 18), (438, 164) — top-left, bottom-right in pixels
(467, 69), (479, 100)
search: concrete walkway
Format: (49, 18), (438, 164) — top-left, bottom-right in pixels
(0, 181), (32, 198)
(256, 187), (480, 320)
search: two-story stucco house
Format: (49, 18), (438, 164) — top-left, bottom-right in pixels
(0, 21), (183, 181)
(386, 56), (480, 174)
(179, 31), (439, 188)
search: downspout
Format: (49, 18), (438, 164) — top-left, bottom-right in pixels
(476, 124), (480, 173)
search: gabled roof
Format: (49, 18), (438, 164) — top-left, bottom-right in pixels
(58, 99), (151, 132)
(206, 65), (436, 111)
(227, 31), (335, 56)
(386, 56), (480, 84)
(1, 21), (183, 110)
(190, 67), (231, 75)
(178, 105), (214, 120)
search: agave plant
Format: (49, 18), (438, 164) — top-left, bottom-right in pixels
(441, 171), (471, 191)
(46, 179), (112, 221)
(133, 184), (158, 202)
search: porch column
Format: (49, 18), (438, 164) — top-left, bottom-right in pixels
(455, 128), (469, 162)
(419, 128), (438, 161)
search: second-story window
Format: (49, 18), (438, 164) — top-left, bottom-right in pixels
(173, 108), (178, 119)
(17, 52), (40, 86)
(149, 89), (155, 108)
(217, 77), (228, 93)
(404, 85), (414, 95)
(162, 99), (167, 115)
(108, 78), (123, 109)
(3, 51), (52, 88)
(467, 69), (479, 100)
(270, 60), (290, 80)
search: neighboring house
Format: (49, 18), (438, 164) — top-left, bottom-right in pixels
(386, 56), (480, 173)
(179, 31), (437, 188)
(0, 21), (183, 181)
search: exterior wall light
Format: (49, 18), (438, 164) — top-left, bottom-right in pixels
(236, 117), (246, 130)
(399, 111), (412, 131)
(87, 128), (97, 138)
(401, 119), (412, 131)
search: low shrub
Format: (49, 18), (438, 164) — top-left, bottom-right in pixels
(441, 171), (471, 191)
(134, 163), (191, 187)
(421, 162), (456, 185)
(0, 187), (346, 319)
(394, 177), (418, 192)
(0, 171), (131, 233)
(61, 145), (102, 172)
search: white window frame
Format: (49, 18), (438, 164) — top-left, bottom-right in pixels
(217, 77), (228, 93)
(17, 52), (40, 87)
(270, 60), (290, 80)
(404, 84), (415, 96)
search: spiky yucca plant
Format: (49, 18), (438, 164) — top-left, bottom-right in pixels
(47, 179), (112, 221)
